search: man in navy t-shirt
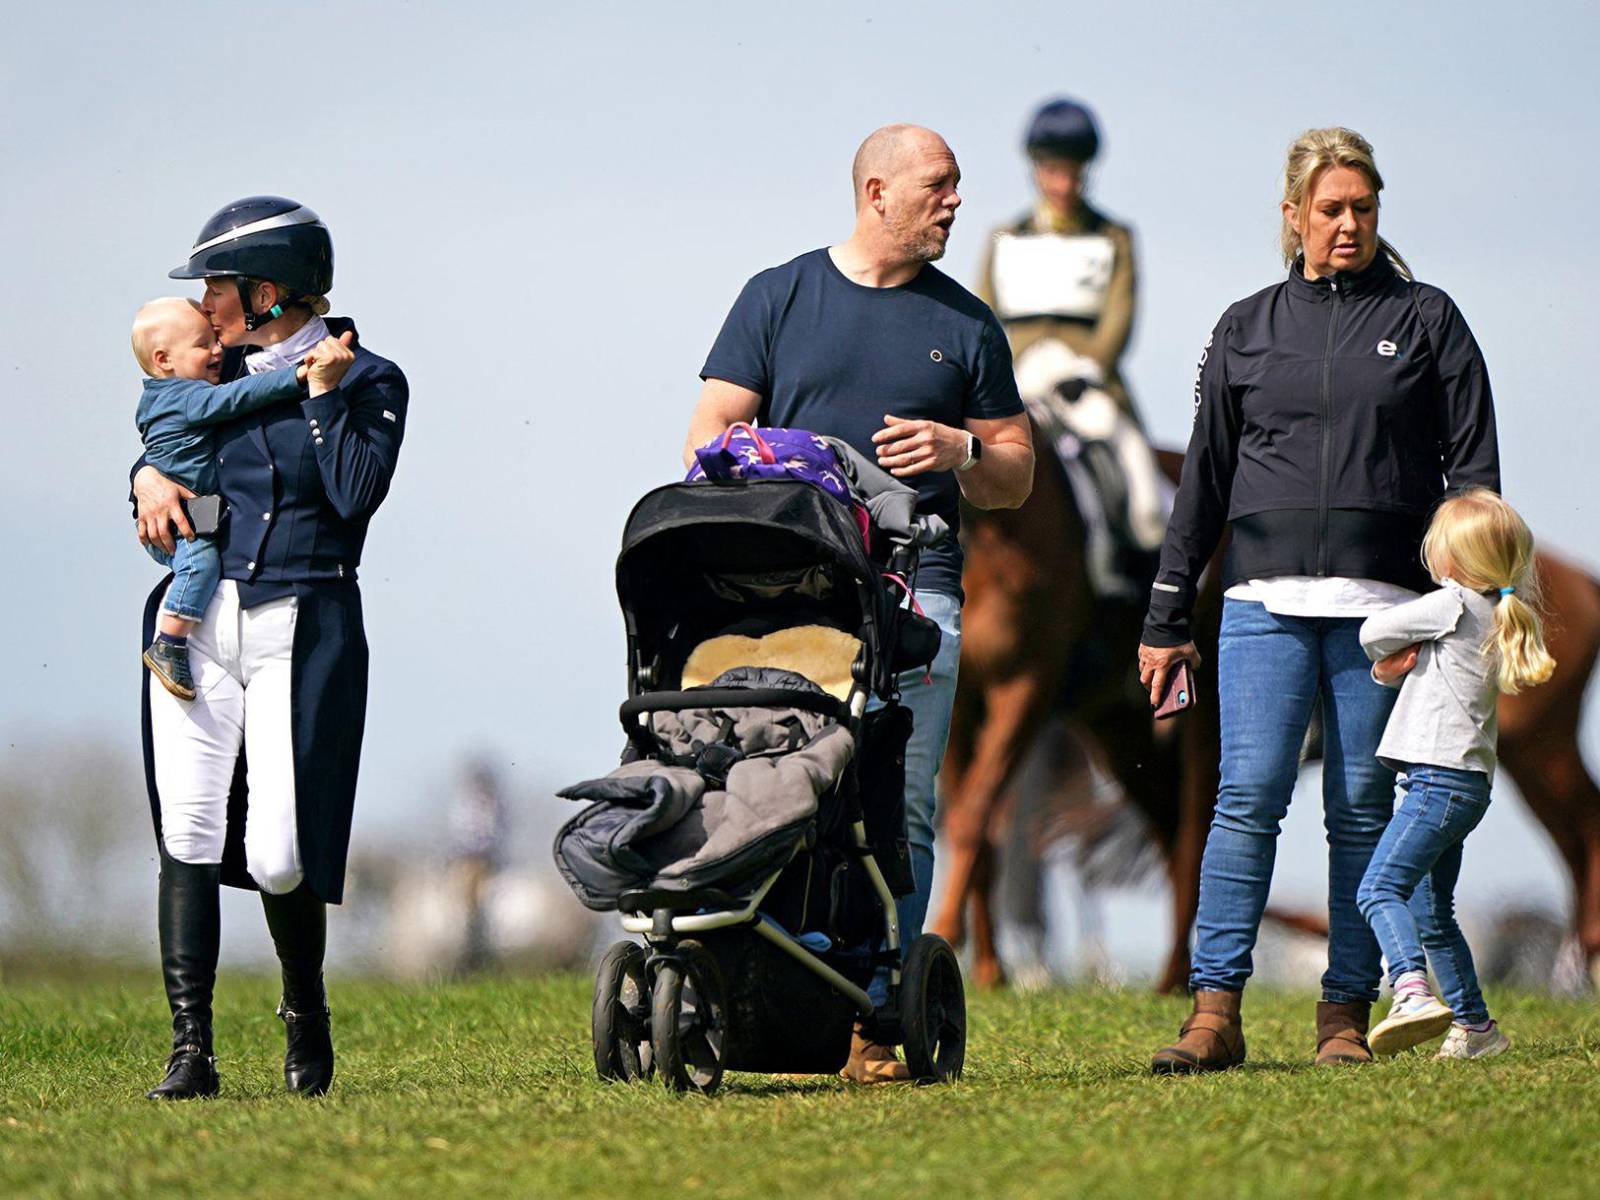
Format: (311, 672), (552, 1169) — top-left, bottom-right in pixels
(686, 123), (1034, 1083)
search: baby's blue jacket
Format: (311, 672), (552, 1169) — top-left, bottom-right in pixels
(135, 368), (302, 492)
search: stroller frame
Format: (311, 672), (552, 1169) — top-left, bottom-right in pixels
(583, 478), (966, 1093)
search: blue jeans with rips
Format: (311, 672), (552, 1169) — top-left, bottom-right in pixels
(868, 589), (961, 1007)
(1356, 764), (1492, 1024)
(147, 537), (222, 623)
(1189, 598), (1400, 1003)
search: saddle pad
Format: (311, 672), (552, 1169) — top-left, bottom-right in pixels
(682, 625), (862, 700)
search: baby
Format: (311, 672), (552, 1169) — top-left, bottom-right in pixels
(132, 298), (349, 698)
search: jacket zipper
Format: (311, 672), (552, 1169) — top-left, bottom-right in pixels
(1316, 278), (1341, 575)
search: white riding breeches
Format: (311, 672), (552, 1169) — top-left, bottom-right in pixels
(149, 580), (304, 894)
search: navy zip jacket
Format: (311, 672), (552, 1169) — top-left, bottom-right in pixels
(1143, 256), (1498, 647)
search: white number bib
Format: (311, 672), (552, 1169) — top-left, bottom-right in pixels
(991, 232), (1115, 321)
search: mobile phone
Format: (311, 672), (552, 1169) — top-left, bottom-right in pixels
(1155, 661), (1196, 720)
(181, 494), (225, 537)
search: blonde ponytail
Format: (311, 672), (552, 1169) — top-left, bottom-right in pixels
(1421, 487), (1556, 695)
(1491, 590), (1556, 694)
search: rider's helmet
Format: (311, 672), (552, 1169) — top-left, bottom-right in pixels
(1024, 98), (1101, 163)
(170, 196), (333, 330)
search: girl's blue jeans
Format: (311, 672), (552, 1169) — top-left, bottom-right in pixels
(1189, 598), (1400, 1003)
(1356, 764), (1492, 1024)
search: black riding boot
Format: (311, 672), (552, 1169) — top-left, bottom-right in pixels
(261, 883), (334, 1096)
(145, 851), (221, 1100)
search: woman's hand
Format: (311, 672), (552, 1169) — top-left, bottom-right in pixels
(1373, 644), (1420, 685)
(134, 465), (196, 555)
(303, 331), (356, 397)
(1137, 641), (1202, 708)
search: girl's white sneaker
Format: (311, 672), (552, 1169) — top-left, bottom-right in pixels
(1370, 994), (1455, 1056)
(1437, 1022), (1510, 1060)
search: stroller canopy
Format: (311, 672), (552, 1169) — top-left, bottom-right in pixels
(617, 479), (891, 689)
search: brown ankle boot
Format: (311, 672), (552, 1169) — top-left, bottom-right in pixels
(1315, 1001), (1372, 1065)
(840, 1025), (911, 1084)
(1151, 990), (1245, 1074)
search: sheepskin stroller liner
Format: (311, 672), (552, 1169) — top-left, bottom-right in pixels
(556, 476), (966, 1092)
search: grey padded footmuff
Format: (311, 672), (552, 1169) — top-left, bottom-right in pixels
(553, 668), (856, 910)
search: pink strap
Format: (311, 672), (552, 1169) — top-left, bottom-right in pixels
(722, 421), (775, 465)
(882, 573), (927, 616)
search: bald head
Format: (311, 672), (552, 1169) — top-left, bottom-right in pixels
(132, 297), (215, 378)
(851, 124), (952, 209)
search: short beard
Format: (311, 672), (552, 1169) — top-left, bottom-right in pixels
(910, 231), (947, 262)
(886, 213), (946, 263)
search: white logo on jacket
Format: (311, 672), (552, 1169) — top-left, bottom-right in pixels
(1376, 340), (1398, 357)
(1192, 331), (1214, 419)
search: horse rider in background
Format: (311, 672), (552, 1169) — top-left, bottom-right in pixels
(978, 97), (1165, 596)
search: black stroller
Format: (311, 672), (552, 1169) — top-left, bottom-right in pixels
(554, 465), (966, 1093)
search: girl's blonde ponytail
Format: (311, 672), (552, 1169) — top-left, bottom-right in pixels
(1421, 487), (1556, 695)
(1491, 589), (1556, 694)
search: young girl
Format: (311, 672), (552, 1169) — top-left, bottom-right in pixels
(1355, 488), (1555, 1060)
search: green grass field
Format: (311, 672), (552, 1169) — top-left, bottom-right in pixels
(2, 971), (1597, 1199)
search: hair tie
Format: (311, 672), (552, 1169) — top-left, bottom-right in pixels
(1499, 587), (1516, 598)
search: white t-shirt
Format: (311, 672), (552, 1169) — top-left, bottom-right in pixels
(1225, 575), (1420, 618)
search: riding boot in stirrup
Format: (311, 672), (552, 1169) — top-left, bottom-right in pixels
(261, 883), (334, 1096)
(145, 849), (222, 1100)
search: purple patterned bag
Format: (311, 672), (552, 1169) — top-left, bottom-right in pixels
(687, 423), (853, 504)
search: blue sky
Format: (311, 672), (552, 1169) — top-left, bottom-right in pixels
(3, 0), (1595, 944)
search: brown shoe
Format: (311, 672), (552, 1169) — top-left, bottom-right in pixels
(1151, 990), (1245, 1074)
(840, 1025), (912, 1084)
(1315, 1000), (1372, 1065)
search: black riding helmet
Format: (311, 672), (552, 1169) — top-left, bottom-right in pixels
(170, 196), (333, 331)
(1024, 98), (1101, 163)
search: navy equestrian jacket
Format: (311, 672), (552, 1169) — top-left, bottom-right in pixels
(135, 317), (408, 602)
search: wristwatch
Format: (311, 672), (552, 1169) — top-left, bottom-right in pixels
(957, 432), (983, 472)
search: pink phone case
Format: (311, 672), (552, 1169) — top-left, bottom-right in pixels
(1155, 661), (1196, 720)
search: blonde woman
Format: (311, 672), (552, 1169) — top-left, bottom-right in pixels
(1139, 128), (1500, 1072)
(1355, 489), (1554, 1060)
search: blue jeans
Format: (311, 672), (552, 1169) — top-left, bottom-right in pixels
(147, 537), (222, 623)
(869, 589), (961, 1006)
(1189, 598), (1399, 1003)
(1356, 765), (1491, 1023)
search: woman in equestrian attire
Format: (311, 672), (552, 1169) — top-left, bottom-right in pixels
(977, 97), (1141, 422)
(133, 197), (408, 1099)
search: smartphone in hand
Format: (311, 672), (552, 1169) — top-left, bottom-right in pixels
(1154, 661), (1196, 720)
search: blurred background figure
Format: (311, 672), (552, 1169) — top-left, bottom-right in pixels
(447, 758), (510, 973)
(980, 96), (1139, 419)
(980, 97), (1164, 600)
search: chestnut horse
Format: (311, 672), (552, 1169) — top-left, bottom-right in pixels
(933, 433), (1600, 992)
(932, 439), (1221, 993)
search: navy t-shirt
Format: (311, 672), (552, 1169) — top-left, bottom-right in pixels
(700, 248), (1023, 600)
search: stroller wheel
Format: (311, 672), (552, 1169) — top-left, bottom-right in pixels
(650, 941), (727, 1094)
(900, 934), (966, 1083)
(593, 941), (654, 1082)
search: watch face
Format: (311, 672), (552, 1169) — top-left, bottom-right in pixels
(971, 435), (983, 460)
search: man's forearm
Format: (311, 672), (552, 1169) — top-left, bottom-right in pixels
(956, 442), (1034, 510)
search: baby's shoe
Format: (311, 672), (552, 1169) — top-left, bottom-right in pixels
(144, 639), (197, 701)
(1437, 1021), (1510, 1060)
(1370, 992), (1455, 1056)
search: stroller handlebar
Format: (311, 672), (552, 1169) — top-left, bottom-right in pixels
(620, 687), (848, 754)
